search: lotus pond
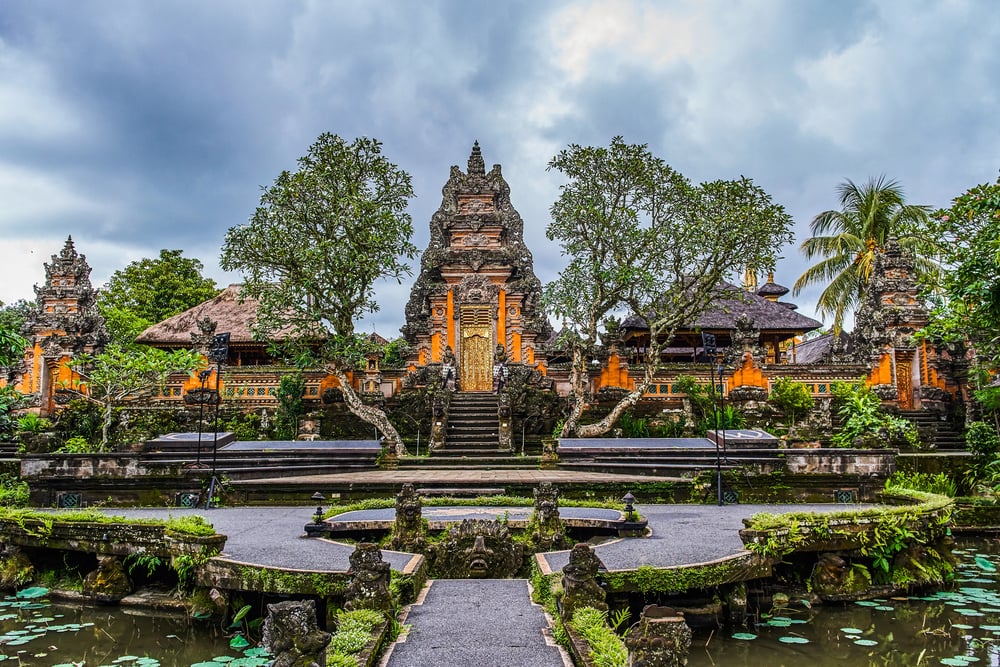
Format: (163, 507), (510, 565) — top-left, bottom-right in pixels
(0, 588), (266, 667)
(690, 538), (1000, 667)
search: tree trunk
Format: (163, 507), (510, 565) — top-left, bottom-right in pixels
(101, 402), (113, 452)
(560, 348), (589, 437)
(331, 368), (407, 456)
(574, 356), (658, 438)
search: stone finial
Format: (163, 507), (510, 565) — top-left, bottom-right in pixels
(624, 604), (692, 667)
(345, 543), (393, 612)
(468, 140), (485, 176)
(560, 543), (607, 620)
(60, 235), (78, 260)
(262, 599), (332, 667)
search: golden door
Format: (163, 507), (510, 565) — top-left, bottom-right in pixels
(460, 306), (493, 391)
(897, 353), (914, 409)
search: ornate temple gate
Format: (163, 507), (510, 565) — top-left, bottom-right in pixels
(460, 306), (493, 391)
(896, 352), (914, 409)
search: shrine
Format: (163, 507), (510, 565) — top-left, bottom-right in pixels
(401, 142), (552, 391)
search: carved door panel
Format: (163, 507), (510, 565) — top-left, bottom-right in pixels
(460, 306), (493, 391)
(897, 353), (914, 409)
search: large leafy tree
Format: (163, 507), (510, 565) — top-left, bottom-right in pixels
(793, 176), (934, 332)
(65, 345), (201, 450)
(220, 133), (417, 455)
(920, 175), (1000, 412)
(97, 249), (219, 347)
(545, 137), (794, 437)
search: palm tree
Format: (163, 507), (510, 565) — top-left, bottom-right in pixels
(793, 176), (934, 332)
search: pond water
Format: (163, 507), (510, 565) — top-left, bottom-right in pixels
(0, 593), (267, 667)
(689, 538), (1000, 667)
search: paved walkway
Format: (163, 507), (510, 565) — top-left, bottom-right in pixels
(236, 468), (684, 486)
(383, 579), (570, 667)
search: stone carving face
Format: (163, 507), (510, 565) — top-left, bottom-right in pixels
(430, 519), (522, 579)
(563, 543), (602, 583)
(396, 484), (422, 525)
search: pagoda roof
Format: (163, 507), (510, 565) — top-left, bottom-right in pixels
(621, 282), (822, 334)
(136, 284), (277, 347)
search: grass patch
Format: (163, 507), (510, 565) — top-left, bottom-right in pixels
(327, 494), (624, 518)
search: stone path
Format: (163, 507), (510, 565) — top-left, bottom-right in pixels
(236, 468), (684, 486)
(383, 579), (570, 667)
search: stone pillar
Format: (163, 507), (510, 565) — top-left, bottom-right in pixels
(624, 605), (692, 667)
(560, 543), (607, 621)
(345, 543), (393, 613)
(261, 599), (331, 667)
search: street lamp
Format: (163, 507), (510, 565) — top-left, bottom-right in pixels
(312, 491), (326, 525)
(622, 491), (636, 522)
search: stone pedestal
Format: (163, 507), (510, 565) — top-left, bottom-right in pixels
(624, 605), (692, 667)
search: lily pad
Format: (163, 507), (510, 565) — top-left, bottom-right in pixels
(975, 556), (996, 572)
(229, 634), (250, 650)
(854, 638), (878, 646)
(732, 632), (757, 640)
(840, 627), (864, 634)
(778, 636), (809, 644)
(14, 588), (48, 600)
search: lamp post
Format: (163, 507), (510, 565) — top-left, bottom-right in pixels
(205, 332), (230, 509)
(622, 491), (636, 522)
(195, 368), (212, 465)
(312, 492), (326, 524)
(702, 332), (723, 507)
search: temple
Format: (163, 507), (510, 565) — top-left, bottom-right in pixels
(401, 142), (552, 389)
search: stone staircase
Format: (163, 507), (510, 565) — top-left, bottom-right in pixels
(897, 409), (966, 450)
(400, 392), (537, 469)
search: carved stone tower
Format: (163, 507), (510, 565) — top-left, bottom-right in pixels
(18, 237), (107, 413)
(402, 143), (551, 390)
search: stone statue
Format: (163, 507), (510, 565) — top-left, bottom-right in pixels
(529, 482), (565, 550)
(441, 345), (456, 391)
(345, 543), (393, 612)
(390, 483), (426, 551)
(429, 519), (523, 579)
(624, 605), (692, 667)
(261, 599), (331, 667)
(560, 543), (607, 620)
(493, 344), (509, 393)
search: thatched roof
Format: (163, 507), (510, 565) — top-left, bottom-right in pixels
(622, 282), (822, 334)
(136, 284), (272, 347)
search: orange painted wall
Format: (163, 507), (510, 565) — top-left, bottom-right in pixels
(727, 352), (767, 391)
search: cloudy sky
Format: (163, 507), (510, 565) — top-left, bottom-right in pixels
(1, 0), (997, 336)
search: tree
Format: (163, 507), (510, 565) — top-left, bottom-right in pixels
(545, 137), (794, 437)
(220, 133), (416, 455)
(919, 175), (1000, 428)
(64, 345), (201, 450)
(793, 176), (934, 332)
(768, 377), (815, 428)
(97, 249), (219, 347)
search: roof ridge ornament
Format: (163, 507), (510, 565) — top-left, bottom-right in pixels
(468, 140), (485, 176)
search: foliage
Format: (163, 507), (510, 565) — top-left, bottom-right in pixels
(0, 474), (29, 508)
(964, 421), (1000, 492)
(0, 387), (30, 441)
(16, 413), (52, 435)
(97, 249), (218, 348)
(380, 338), (411, 369)
(327, 608), (383, 663)
(568, 607), (628, 667)
(793, 176), (934, 332)
(673, 375), (745, 435)
(220, 133), (416, 455)
(0, 325), (28, 370)
(884, 471), (957, 497)
(830, 380), (919, 448)
(274, 371), (306, 439)
(52, 399), (103, 445)
(768, 377), (815, 427)
(918, 175), (1000, 393)
(544, 137), (794, 437)
(56, 436), (95, 453)
(165, 514), (217, 537)
(325, 494), (626, 519)
(124, 553), (164, 578)
(64, 344), (201, 450)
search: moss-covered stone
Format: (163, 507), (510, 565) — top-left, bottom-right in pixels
(83, 556), (131, 602)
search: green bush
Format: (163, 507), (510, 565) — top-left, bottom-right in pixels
(0, 474), (29, 508)
(967, 421), (1000, 462)
(569, 607), (627, 667)
(884, 471), (956, 497)
(831, 381), (919, 448)
(768, 377), (815, 427)
(16, 413), (52, 435)
(56, 436), (96, 453)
